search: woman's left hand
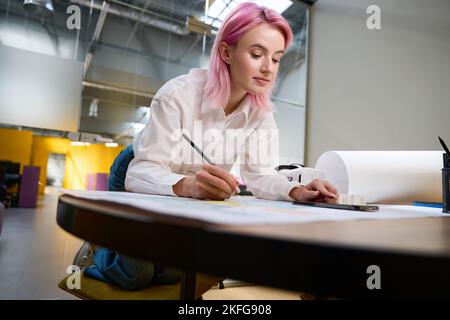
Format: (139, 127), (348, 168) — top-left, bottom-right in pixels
(289, 179), (338, 203)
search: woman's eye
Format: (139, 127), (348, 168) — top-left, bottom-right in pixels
(251, 54), (262, 59)
(272, 59), (280, 64)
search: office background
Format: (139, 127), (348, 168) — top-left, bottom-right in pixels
(0, 0), (449, 300)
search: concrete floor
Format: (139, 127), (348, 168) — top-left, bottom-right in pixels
(0, 187), (300, 300)
(0, 187), (82, 299)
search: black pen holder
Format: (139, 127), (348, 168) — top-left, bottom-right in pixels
(443, 154), (450, 213)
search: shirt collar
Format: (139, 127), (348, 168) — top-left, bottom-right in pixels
(201, 94), (251, 121)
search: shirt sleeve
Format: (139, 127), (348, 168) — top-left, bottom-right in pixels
(125, 94), (186, 196)
(240, 113), (301, 201)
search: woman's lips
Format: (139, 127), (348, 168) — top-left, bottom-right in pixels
(253, 77), (270, 86)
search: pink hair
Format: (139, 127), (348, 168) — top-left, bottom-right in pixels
(205, 2), (293, 112)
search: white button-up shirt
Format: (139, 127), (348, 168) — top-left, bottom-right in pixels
(125, 68), (301, 201)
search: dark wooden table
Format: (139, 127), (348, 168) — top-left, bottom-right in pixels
(57, 194), (450, 299)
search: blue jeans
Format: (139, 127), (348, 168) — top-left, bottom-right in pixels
(85, 145), (181, 290)
(107, 144), (134, 192)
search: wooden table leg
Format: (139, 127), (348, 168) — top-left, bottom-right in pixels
(180, 271), (197, 300)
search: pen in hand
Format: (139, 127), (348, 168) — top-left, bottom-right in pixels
(182, 133), (240, 194)
(182, 133), (215, 165)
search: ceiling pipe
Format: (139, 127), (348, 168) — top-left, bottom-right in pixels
(84, 0), (109, 77)
(83, 81), (155, 99)
(71, 0), (189, 36)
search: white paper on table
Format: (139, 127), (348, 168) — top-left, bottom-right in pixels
(315, 151), (443, 203)
(62, 189), (449, 225)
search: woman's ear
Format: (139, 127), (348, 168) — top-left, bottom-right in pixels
(219, 41), (232, 64)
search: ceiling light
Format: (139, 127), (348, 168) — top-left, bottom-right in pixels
(23, 0), (54, 18)
(70, 141), (90, 147)
(89, 99), (99, 118)
(204, 0), (293, 28)
(105, 142), (118, 148)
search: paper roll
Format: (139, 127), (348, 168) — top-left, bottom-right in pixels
(315, 151), (443, 203)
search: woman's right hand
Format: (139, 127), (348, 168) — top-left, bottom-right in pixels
(173, 164), (240, 200)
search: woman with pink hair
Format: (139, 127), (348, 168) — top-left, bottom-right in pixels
(74, 2), (338, 291)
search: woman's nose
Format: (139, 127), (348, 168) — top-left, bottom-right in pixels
(260, 58), (274, 74)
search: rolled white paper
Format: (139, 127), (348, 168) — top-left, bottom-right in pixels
(315, 151), (443, 203)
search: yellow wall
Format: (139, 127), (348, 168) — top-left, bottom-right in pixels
(63, 143), (124, 191)
(31, 136), (124, 194)
(0, 128), (33, 171)
(1, 128), (125, 194)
